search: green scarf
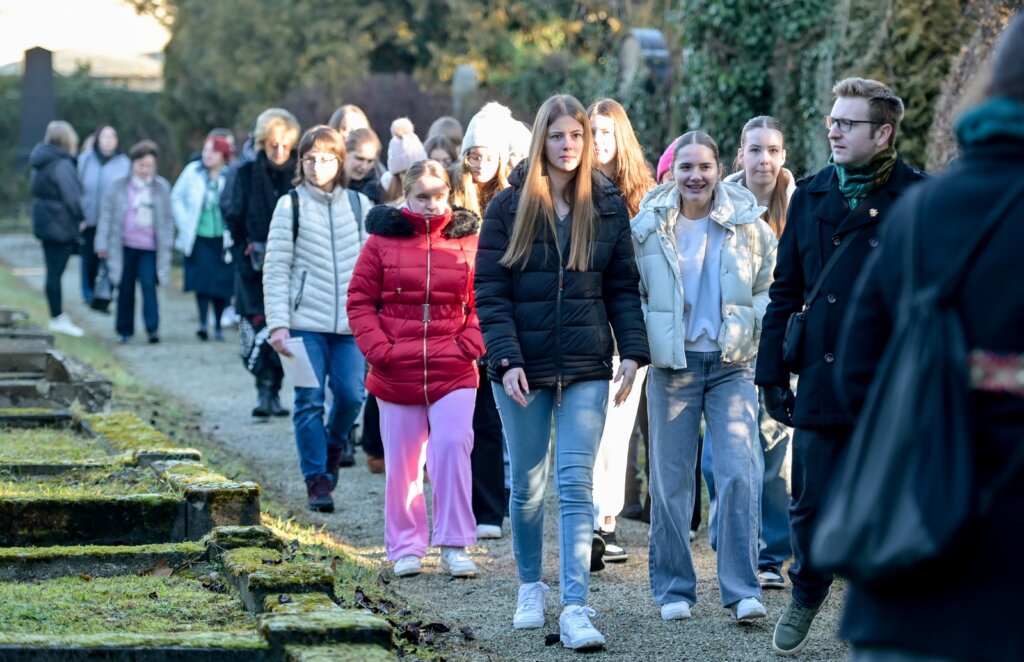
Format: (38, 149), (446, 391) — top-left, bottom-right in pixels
(955, 97), (1024, 148)
(830, 146), (898, 209)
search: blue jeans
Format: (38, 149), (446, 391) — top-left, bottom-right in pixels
(291, 330), (366, 479)
(702, 387), (793, 570)
(116, 247), (158, 338)
(492, 379), (608, 607)
(648, 353), (762, 607)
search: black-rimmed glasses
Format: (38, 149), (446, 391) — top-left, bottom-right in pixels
(824, 116), (884, 133)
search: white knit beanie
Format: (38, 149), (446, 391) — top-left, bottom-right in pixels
(386, 117), (427, 176)
(461, 102), (514, 162)
(508, 120), (533, 160)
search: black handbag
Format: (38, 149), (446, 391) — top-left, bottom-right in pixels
(781, 229), (860, 371)
(90, 259), (113, 313)
(811, 180), (1024, 585)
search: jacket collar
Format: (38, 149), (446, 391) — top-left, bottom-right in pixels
(301, 181), (338, 205)
(810, 159), (924, 233)
(365, 205), (480, 238)
(632, 181), (765, 242)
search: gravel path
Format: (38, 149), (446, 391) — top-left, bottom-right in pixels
(1, 234), (850, 660)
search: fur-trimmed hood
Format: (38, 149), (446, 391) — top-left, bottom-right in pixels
(365, 205), (481, 238)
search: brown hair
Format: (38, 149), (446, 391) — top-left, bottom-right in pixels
(674, 130), (720, 165)
(587, 98), (656, 217)
(500, 94), (597, 272)
(327, 104), (368, 133)
(732, 116), (790, 238)
(43, 120), (79, 155)
(427, 116), (464, 147)
(424, 135), (458, 164)
(344, 127), (381, 156)
(293, 125), (346, 189)
(832, 77), (905, 145)
(401, 159), (452, 197)
(127, 139), (159, 162)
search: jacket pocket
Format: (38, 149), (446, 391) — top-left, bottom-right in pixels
(293, 270), (308, 311)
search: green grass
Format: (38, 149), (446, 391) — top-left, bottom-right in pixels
(0, 575), (255, 635)
(0, 466), (170, 498)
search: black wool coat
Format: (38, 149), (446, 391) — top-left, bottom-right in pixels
(754, 158), (925, 427)
(835, 135), (1024, 661)
(474, 163), (650, 388)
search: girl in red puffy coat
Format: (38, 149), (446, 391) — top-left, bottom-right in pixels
(347, 159), (485, 579)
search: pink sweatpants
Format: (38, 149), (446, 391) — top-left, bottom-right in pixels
(378, 388), (477, 560)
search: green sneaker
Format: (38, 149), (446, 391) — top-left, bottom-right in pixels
(772, 590), (829, 656)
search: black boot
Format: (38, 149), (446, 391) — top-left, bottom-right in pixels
(269, 391), (289, 417)
(252, 384), (272, 418)
(326, 445), (343, 490)
(268, 364), (289, 417)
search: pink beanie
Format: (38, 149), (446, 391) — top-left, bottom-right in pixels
(656, 136), (682, 183)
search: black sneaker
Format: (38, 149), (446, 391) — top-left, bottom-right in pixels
(598, 530), (628, 563)
(758, 567), (786, 589)
(590, 532), (606, 572)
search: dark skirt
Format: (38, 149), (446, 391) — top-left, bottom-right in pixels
(184, 236), (233, 299)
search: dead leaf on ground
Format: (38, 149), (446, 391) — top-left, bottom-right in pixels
(460, 626), (476, 641)
(139, 559), (173, 577)
(78, 573), (92, 581)
(278, 594), (292, 604)
(147, 591), (159, 600)
(261, 557), (282, 565)
(422, 622), (450, 633)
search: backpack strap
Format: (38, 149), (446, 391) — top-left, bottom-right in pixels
(347, 189), (363, 243)
(289, 188), (299, 243)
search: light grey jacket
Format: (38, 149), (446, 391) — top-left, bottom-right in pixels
(94, 176), (174, 286)
(78, 150), (130, 228)
(263, 183), (370, 335)
(631, 181), (778, 369)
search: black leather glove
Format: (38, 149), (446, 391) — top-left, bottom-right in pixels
(764, 384), (796, 427)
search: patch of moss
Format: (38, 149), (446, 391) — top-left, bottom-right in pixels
(0, 466), (170, 498)
(258, 611), (392, 646)
(158, 461), (259, 494)
(0, 541), (205, 562)
(222, 548), (333, 591)
(0, 632), (267, 650)
(0, 575), (255, 635)
(0, 426), (117, 463)
(84, 412), (187, 452)
(0, 407), (64, 416)
(204, 526), (285, 557)
(284, 643), (394, 661)
(263, 593), (340, 615)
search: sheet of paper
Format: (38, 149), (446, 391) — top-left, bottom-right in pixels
(279, 337), (320, 388)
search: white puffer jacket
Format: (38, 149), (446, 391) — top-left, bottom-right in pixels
(170, 160), (227, 257)
(263, 183), (370, 335)
(631, 180), (777, 369)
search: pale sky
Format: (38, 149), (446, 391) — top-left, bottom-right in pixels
(0, 0), (170, 65)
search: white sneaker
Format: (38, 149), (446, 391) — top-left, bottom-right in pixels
(732, 597), (767, 621)
(513, 581), (549, 629)
(440, 546), (477, 577)
(689, 529), (697, 543)
(220, 306), (239, 328)
(393, 555), (422, 577)
(47, 314), (84, 337)
(559, 605), (606, 650)
(476, 523), (502, 539)
(661, 600), (692, 621)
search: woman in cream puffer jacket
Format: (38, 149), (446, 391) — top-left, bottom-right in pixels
(262, 125), (370, 513)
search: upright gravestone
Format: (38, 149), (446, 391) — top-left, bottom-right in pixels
(17, 47), (56, 167)
(451, 64), (479, 128)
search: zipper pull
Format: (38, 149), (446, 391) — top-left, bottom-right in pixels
(556, 380), (563, 407)
(558, 266), (564, 292)
(422, 304), (430, 322)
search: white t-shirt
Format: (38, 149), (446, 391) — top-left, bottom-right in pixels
(674, 213), (723, 352)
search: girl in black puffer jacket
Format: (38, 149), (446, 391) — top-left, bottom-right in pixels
(474, 94), (648, 651)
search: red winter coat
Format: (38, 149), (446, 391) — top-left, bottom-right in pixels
(348, 206), (485, 405)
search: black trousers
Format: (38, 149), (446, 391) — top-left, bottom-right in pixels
(361, 394), (384, 458)
(471, 368), (506, 527)
(41, 240), (75, 318)
(80, 226), (100, 301)
(789, 425), (851, 607)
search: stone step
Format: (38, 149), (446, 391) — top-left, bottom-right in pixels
(0, 541), (207, 581)
(0, 633), (268, 661)
(220, 547), (334, 614)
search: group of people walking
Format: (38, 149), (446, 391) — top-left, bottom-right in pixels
(26, 15), (1024, 659)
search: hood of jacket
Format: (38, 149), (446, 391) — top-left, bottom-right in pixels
(505, 158), (623, 216)
(30, 143), (72, 170)
(365, 205), (480, 239)
(632, 180), (765, 242)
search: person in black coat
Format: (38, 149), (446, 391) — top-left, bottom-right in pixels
(29, 120), (86, 337)
(835, 17), (1024, 661)
(474, 94), (648, 651)
(220, 108), (300, 418)
(754, 77), (926, 656)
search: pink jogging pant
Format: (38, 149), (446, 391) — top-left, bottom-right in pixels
(378, 388), (477, 560)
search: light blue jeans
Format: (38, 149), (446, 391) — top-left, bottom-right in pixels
(291, 330), (366, 479)
(648, 352), (763, 608)
(492, 379), (608, 607)
(703, 386), (793, 570)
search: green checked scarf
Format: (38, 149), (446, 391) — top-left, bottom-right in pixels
(829, 146), (898, 210)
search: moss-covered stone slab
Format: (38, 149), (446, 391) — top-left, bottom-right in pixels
(259, 611), (392, 654)
(0, 425), (130, 469)
(262, 593), (341, 615)
(0, 408), (72, 428)
(0, 633), (268, 662)
(284, 642), (394, 662)
(203, 526), (285, 561)
(0, 541), (207, 581)
(83, 412), (202, 465)
(0, 466), (171, 497)
(0, 493), (187, 546)
(221, 547), (334, 613)
(153, 462), (261, 539)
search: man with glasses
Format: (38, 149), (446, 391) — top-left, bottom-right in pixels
(754, 77), (925, 656)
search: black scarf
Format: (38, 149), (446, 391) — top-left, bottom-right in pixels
(247, 151), (296, 241)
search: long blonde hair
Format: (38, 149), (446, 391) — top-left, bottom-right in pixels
(500, 94), (597, 272)
(450, 156), (510, 218)
(588, 98), (655, 217)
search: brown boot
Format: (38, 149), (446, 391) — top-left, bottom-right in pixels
(366, 455), (385, 474)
